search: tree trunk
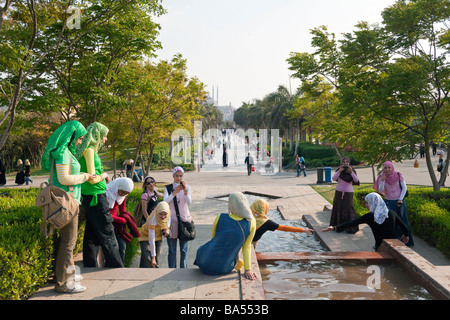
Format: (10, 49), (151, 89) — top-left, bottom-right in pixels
(146, 144), (156, 176)
(112, 151), (117, 178)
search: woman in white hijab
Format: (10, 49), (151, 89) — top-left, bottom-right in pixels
(194, 192), (257, 280)
(104, 177), (138, 262)
(105, 177), (135, 209)
(321, 192), (410, 251)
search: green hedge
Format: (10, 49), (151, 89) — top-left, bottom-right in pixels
(0, 186), (150, 300)
(282, 142), (360, 168)
(353, 187), (450, 259)
(0, 188), (58, 300)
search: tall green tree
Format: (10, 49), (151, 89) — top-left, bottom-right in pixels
(340, 0), (450, 190)
(288, 0), (450, 190)
(0, 0), (164, 151)
(108, 55), (206, 176)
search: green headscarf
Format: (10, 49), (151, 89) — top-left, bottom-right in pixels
(76, 122), (109, 159)
(42, 120), (87, 171)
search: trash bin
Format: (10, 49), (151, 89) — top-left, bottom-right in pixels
(324, 167), (332, 183)
(317, 168), (324, 183)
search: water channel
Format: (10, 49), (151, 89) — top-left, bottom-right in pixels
(219, 193), (434, 300)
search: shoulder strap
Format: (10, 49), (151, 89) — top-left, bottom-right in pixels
(166, 184), (181, 218)
(49, 154), (74, 193)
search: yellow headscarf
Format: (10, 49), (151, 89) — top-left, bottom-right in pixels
(139, 202), (171, 242)
(250, 198), (270, 229)
(148, 202), (170, 229)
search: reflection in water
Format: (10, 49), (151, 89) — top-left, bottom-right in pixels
(260, 260), (434, 300)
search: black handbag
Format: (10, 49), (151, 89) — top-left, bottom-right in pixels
(166, 184), (196, 241)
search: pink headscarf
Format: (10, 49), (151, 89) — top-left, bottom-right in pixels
(373, 161), (404, 194)
(173, 166), (184, 175)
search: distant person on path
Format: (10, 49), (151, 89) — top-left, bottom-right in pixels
(138, 176), (164, 227)
(329, 157), (359, 234)
(250, 198), (313, 247)
(222, 143), (228, 167)
(77, 122), (124, 268)
(419, 143), (425, 158)
(296, 155), (306, 177)
(373, 161), (414, 246)
(123, 158), (134, 178)
(106, 177), (139, 263)
(41, 120), (95, 293)
(139, 201), (171, 268)
(438, 149), (445, 164)
(24, 159), (33, 185)
(0, 159), (6, 186)
(321, 192), (410, 251)
(164, 166), (192, 268)
(245, 153), (254, 176)
(15, 159), (25, 185)
(194, 192), (257, 280)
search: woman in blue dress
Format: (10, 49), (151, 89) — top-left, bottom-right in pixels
(194, 192), (257, 280)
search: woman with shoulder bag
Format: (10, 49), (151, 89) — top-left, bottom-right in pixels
(164, 166), (192, 268)
(41, 120), (95, 293)
(373, 161), (414, 246)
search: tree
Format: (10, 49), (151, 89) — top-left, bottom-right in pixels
(0, 0), (164, 151)
(340, 0), (450, 190)
(109, 56), (206, 177)
(287, 0), (450, 190)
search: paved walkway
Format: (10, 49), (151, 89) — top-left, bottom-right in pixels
(15, 156), (450, 300)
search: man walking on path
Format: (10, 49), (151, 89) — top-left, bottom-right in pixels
(245, 153), (254, 176)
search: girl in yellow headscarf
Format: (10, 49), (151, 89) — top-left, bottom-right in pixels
(139, 202), (171, 268)
(250, 198), (314, 246)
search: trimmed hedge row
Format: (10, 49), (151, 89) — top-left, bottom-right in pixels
(282, 142), (360, 168)
(0, 187), (145, 300)
(353, 187), (450, 259)
(0, 188), (58, 300)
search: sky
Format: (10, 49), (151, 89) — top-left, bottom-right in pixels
(152, 0), (397, 108)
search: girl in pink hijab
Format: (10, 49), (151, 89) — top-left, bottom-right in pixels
(373, 161), (414, 246)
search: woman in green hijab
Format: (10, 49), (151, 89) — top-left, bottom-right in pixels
(77, 122), (123, 268)
(42, 120), (95, 293)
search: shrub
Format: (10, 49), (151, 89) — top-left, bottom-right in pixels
(282, 142), (360, 168)
(0, 188), (57, 300)
(0, 186), (148, 299)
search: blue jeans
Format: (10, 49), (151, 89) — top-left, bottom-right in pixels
(167, 238), (189, 268)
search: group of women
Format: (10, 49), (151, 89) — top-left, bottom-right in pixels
(42, 119), (415, 294)
(41, 120), (132, 293)
(322, 157), (413, 250)
(41, 120), (196, 294)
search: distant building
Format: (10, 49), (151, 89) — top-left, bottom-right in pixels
(208, 85), (235, 122)
(217, 104), (234, 122)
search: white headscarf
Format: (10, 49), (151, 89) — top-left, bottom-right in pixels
(105, 177), (134, 208)
(365, 192), (389, 224)
(228, 192), (253, 222)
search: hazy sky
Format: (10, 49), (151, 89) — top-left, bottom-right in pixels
(153, 0), (397, 108)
